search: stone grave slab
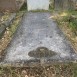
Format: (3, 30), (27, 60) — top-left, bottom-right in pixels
(27, 0), (49, 11)
(2, 12), (77, 65)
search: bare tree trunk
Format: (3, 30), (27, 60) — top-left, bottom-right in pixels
(54, 0), (63, 10)
(54, 0), (75, 11)
(68, 0), (76, 10)
(63, 0), (69, 10)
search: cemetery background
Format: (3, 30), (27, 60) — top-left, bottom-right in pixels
(0, 0), (77, 77)
(0, 0), (25, 12)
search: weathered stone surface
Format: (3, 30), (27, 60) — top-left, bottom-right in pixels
(0, 13), (16, 39)
(27, 0), (49, 11)
(3, 12), (77, 64)
(3, 13), (16, 27)
(0, 0), (25, 12)
(0, 25), (5, 38)
(0, 13), (4, 17)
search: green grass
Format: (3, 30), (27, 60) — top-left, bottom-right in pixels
(59, 10), (77, 35)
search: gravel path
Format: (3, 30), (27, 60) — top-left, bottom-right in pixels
(3, 12), (77, 64)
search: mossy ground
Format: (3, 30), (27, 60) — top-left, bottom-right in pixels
(52, 10), (77, 53)
(0, 11), (25, 56)
(0, 62), (77, 77)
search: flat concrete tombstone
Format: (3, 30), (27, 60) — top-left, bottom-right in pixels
(27, 0), (50, 11)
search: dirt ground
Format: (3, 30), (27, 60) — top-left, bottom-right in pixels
(0, 63), (75, 77)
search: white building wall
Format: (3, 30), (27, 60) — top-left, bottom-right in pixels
(27, 0), (50, 11)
